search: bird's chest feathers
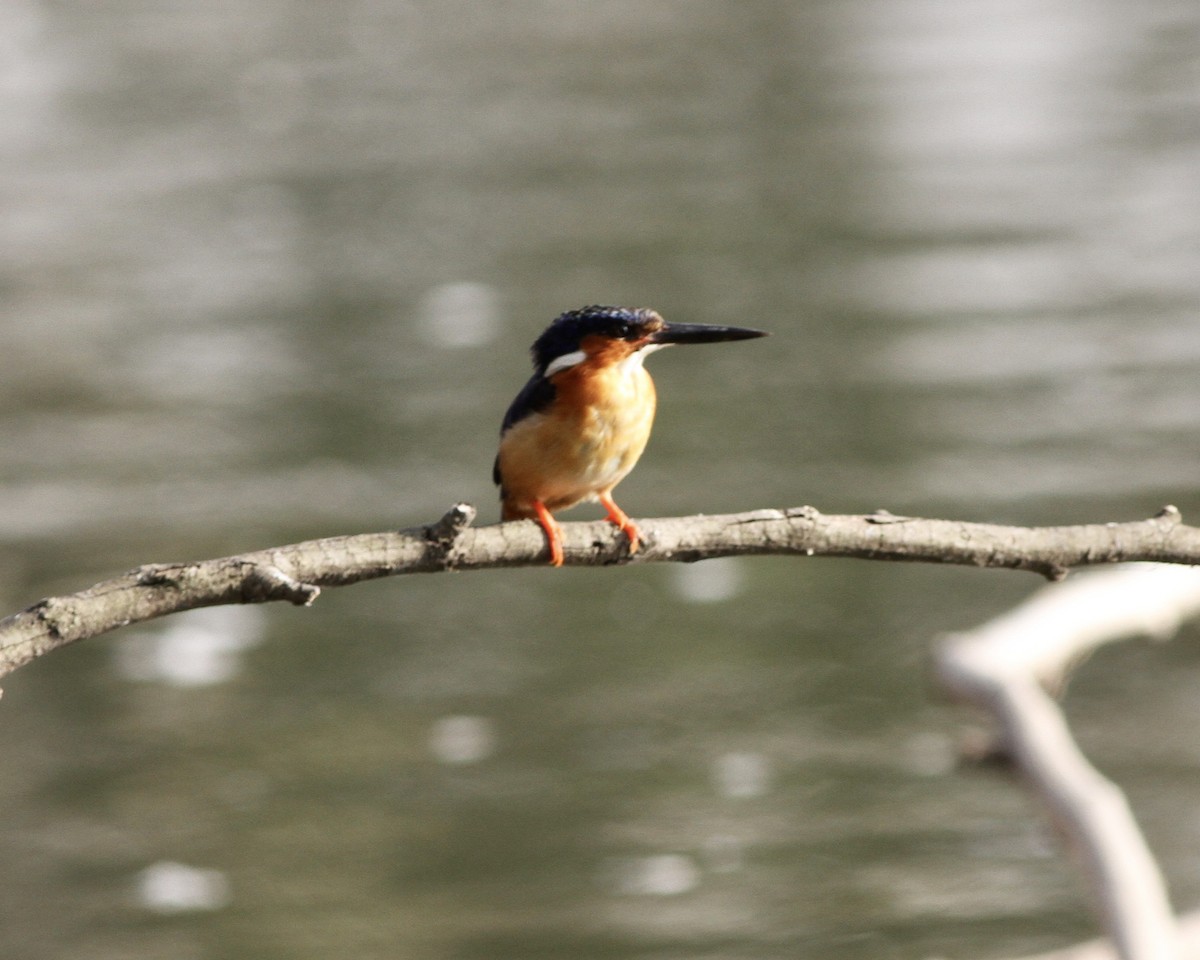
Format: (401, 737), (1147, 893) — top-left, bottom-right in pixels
(554, 352), (657, 484)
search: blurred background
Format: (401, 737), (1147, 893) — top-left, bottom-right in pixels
(2, 1), (1200, 957)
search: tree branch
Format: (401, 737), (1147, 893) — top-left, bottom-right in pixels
(937, 564), (1200, 960)
(4, 503), (1200, 680)
(1015, 911), (1200, 960)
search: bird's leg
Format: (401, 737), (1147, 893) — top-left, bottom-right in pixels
(598, 491), (641, 555)
(532, 500), (565, 567)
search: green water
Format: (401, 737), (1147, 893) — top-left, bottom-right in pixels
(2, 2), (1199, 958)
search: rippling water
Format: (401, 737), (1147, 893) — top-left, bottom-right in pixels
(2, 2), (1199, 958)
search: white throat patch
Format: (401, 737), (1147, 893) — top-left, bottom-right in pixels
(616, 342), (668, 374)
(544, 342), (669, 379)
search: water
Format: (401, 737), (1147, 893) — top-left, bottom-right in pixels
(3, 2), (1200, 958)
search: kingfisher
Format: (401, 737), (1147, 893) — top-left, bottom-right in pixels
(493, 305), (767, 566)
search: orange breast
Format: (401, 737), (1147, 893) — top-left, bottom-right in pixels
(498, 355), (657, 518)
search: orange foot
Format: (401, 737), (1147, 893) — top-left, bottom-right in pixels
(532, 500), (565, 567)
(599, 491), (641, 555)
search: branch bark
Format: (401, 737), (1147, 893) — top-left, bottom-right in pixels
(3, 502), (1200, 680)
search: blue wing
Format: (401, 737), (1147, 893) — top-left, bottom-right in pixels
(493, 374), (556, 486)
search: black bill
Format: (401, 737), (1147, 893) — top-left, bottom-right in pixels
(648, 322), (769, 345)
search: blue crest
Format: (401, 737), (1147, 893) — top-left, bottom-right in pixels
(530, 306), (655, 373)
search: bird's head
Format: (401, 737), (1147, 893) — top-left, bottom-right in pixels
(531, 305), (767, 378)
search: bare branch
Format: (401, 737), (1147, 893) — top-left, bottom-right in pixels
(1015, 911), (1200, 960)
(4, 503), (1200, 680)
(937, 564), (1200, 960)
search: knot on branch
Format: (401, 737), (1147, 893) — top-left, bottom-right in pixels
(31, 597), (69, 641)
(1034, 561), (1070, 582)
(1153, 504), (1182, 525)
(424, 502), (477, 570)
(864, 509), (913, 525)
(137, 560), (320, 607)
(135, 563), (187, 589)
(238, 563), (321, 606)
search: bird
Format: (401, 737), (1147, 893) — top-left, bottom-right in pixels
(493, 305), (768, 566)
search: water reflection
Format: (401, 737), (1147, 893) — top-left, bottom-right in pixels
(417, 281), (502, 349)
(669, 557), (745, 604)
(601, 853), (701, 897)
(429, 714), (498, 766)
(2, 1), (1199, 958)
(115, 607), (267, 687)
(135, 860), (231, 915)
(712, 750), (773, 799)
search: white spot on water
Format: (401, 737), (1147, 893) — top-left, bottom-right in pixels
(114, 607), (266, 687)
(135, 861), (230, 914)
(670, 557), (743, 603)
(603, 854), (700, 896)
(429, 715), (496, 765)
(418, 282), (501, 348)
(712, 751), (772, 798)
